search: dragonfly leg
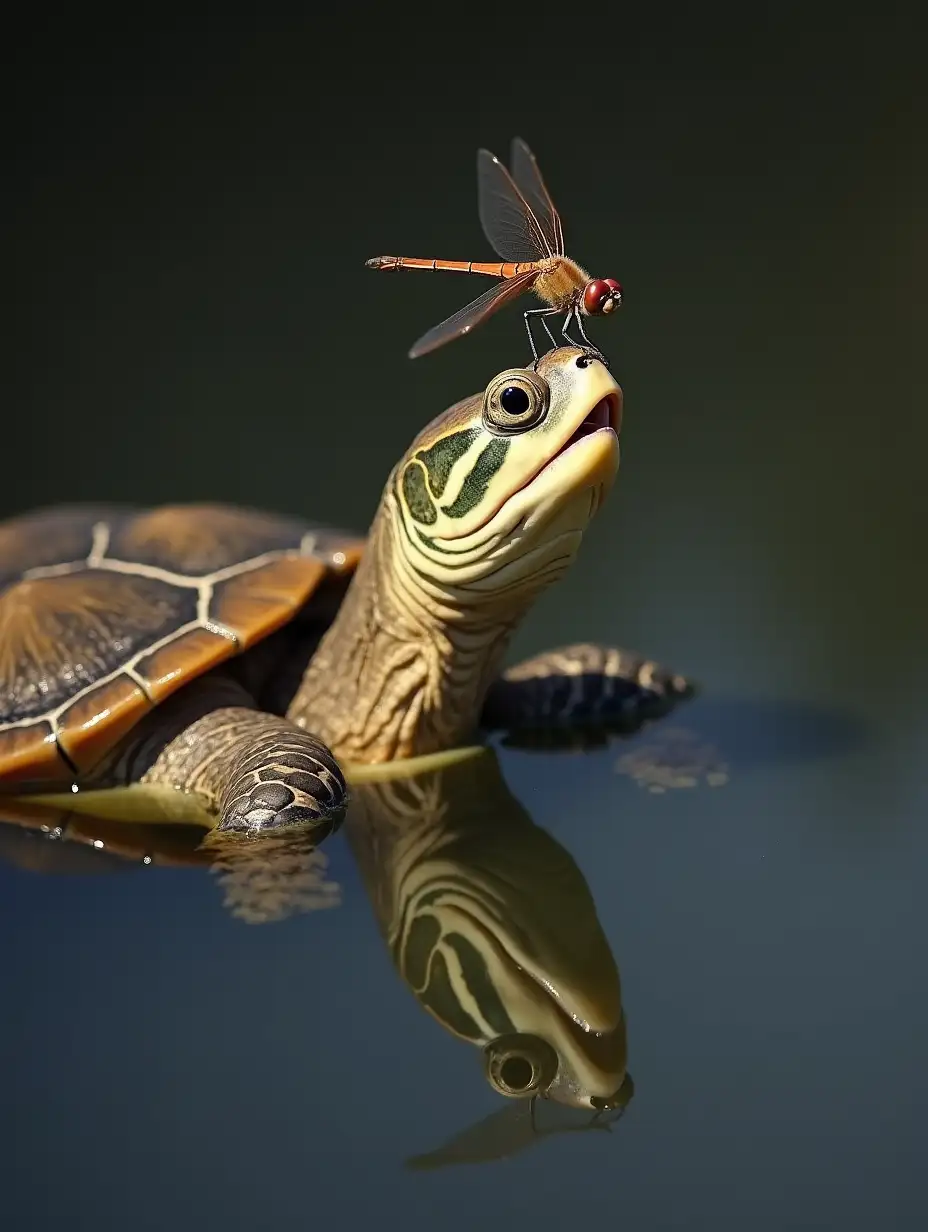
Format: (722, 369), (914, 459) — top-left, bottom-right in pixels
(522, 311), (539, 362)
(574, 312), (595, 348)
(540, 312), (559, 350)
(562, 309), (608, 366)
(560, 308), (577, 345)
(524, 308), (561, 363)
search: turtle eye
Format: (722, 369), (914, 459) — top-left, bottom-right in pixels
(483, 369), (550, 435)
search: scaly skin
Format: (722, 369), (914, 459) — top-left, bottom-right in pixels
(87, 347), (689, 836)
(289, 348), (623, 762)
(141, 707), (345, 836)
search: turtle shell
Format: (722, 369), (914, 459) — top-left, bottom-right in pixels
(0, 504), (364, 788)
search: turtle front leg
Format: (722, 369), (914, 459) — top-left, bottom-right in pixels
(481, 643), (693, 750)
(141, 708), (347, 838)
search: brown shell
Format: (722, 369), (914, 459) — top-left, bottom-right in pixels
(0, 504), (364, 788)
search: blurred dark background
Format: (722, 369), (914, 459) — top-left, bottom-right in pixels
(4, 8), (928, 1231)
(7, 7), (926, 703)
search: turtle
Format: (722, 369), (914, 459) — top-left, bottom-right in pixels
(0, 347), (690, 837)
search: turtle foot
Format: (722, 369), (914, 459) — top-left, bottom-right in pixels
(216, 718), (348, 840)
(482, 643), (694, 750)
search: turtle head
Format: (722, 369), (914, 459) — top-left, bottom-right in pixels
(289, 348), (622, 764)
(392, 348), (621, 599)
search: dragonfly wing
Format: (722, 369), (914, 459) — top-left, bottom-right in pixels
(408, 271), (538, 358)
(477, 149), (552, 262)
(510, 137), (565, 257)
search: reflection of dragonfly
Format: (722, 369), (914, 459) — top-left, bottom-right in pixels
(405, 1083), (633, 1172)
(366, 138), (623, 361)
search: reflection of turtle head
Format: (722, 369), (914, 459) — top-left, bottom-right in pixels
(346, 747), (628, 1109)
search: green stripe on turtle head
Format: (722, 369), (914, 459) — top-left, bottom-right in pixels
(401, 461), (438, 525)
(415, 428), (480, 498)
(442, 439), (510, 519)
(399, 429), (510, 526)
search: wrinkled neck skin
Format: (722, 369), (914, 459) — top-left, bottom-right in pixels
(288, 482), (564, 764)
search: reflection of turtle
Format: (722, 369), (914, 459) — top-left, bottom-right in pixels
(346, 747), (629, 1112)
(1, 348), (689, 837)
(0, 746), (630, 1114)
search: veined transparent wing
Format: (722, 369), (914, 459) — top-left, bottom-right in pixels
(408, 270), (538, 358)
(477, 149), (552, 262)
(510, 137), (565, 257)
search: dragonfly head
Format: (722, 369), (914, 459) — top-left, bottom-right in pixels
(582, 278), (624, 317)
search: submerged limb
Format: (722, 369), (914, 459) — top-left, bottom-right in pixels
(141, 706), (347, 838)
(481, 643), (693, 750)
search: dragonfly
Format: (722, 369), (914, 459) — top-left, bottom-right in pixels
(366, 138), (623, 361)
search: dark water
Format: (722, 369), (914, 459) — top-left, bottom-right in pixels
(4, 12), (927, 1231)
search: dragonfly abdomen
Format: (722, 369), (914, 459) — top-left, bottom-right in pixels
(366, 256), (535, 279)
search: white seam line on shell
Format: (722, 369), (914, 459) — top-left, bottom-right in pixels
(22, 548), (301, 589)
(196, 579), (212, 625)
(87, 522), (111, 567)
(123, 665), (153, 699)
(22, 561), (86, 580)
(0, 618), (240, 735)
(1, 539), (326, 740)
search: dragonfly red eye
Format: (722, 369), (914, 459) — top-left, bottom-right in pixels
(583, 279), (613, 315)
(584, 277), (624, 316)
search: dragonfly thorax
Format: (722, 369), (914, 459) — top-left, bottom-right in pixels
(533, 257), (589, 310)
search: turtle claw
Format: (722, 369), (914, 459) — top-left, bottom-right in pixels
(218, 778), (347, 839)
(216, 722), (348, 841)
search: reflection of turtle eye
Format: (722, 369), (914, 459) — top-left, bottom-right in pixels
(483, 1033), (559, 1098)
(499, 1055), (534, 1092)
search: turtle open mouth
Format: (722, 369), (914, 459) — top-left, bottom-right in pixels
(558, 393), (621, 457)
(581, 392), (621, 438)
